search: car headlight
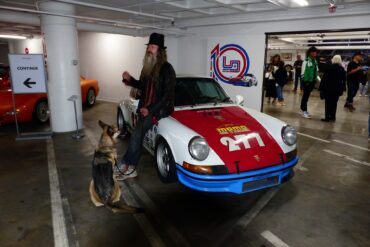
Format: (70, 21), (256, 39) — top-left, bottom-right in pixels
(282, 125), (297, 146)
(188, 136), (210, 161)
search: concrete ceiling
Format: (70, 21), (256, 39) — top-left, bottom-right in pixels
(0, 0), (369, 38)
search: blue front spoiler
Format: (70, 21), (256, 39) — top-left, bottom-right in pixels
(176, 157), (299, 194)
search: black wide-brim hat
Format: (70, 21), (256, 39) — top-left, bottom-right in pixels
(146, 32), (166, 49)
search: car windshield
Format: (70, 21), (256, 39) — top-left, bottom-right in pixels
(175, 77), (231, 107)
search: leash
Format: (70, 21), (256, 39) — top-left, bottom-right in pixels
(114, 158), (137, 176)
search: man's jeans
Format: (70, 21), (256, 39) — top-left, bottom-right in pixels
(276, 85), (284, 101)
(346, 82), (359, 104)
(294, 72), (302, 91)
(122, 115), (155, 167)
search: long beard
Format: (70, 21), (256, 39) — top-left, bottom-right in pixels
(141, 52), (157, 79)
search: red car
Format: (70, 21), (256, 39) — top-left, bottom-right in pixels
(0, 65), (99, 125)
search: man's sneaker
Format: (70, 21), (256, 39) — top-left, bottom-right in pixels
(114, 162), (128, 175)
(302, 111), (311, 119)
(115, 165), (138, 181)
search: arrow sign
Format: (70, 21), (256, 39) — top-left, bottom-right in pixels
(23, 78), (36, 88)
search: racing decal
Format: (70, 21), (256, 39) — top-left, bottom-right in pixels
(216, 125), (249, 135)
(210, 43), (258, 87)
(220, 133), (265, 152)
(172, 106), (284, 173)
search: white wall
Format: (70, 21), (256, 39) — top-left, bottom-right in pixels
(78, 32), (178, 103)
(176, 15), (370, 111)
(8, 38), (43, 54)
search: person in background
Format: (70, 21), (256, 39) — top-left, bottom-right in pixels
(358, 66), (368, 97)
(274, 61), (288, 106)
(345, 52), (363, 112)
(300, 46), (319, 119)
(319, 55), (346, 122)
(117, 33), (176, 180)
(293, 54), (303, 94)
(264, 63), (277, 104)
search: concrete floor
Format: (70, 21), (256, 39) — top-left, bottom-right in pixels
(0, 86), (369, 247)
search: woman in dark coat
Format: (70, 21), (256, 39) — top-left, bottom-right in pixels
(265, 63), (277, 103)
(319, 55), (346, 122)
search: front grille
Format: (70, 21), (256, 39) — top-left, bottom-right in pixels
(242, 176), (279, 192)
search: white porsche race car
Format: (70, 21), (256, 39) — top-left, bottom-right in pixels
(117, 76), (298, 194)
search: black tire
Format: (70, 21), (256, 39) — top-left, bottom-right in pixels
(155, 139), (177, 183)
(117, 109), (129, 139)
(33, 99), (49, 123)
(86, 88), (96, 107)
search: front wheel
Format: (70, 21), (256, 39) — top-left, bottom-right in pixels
(155, 139), (177, 183)
(33, 99), (49, 123)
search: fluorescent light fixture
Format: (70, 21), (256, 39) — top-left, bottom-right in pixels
(0, 34), (27, 40)
(292, 0), (309, 6)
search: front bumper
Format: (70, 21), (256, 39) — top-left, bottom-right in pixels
(176, 157), (299, 194)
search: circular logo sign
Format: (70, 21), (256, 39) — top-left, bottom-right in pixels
(210, 43), (250, 84)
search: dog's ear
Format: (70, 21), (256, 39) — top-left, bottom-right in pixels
(98, 120), (108, 129)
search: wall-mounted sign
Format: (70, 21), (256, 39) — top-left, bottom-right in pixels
(210, 43), (250, 84)
(8, 54), (47, 94)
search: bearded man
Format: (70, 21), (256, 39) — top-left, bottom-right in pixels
(116, 33), (176, 180)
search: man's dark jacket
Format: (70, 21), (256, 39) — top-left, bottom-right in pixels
(127, 62), (176, 119)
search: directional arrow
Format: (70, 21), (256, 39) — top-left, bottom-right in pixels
(23, 78), (36, 88)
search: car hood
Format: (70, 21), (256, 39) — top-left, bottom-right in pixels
(171, 105), (284, 173)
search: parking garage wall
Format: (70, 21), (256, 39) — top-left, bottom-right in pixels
(177, 15), (370, 111)
(78, 32), (178, 103)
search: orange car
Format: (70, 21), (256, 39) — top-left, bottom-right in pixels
(0, 66), (99, 125)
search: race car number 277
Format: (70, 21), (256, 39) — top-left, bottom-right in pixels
(220, 133), (265, 152)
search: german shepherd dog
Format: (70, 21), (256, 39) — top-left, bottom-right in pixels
(89, 120), (143, 213)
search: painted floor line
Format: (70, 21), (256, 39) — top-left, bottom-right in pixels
(261, 230), (290, 247)
(323, 149), (370, 167)
(297, 132), (330, 143)
(85, 128), (166, 247)
(120, 182), (166, 247)
(237, 187), (280, 228)
(47, 139), (69, 247)
(127, 181), (191, 247)
(332, 139), (370, 152)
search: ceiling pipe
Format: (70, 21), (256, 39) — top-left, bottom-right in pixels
(0, 5), (163, 30)
(0, 5), (190, 37)
(51, 0), (174, 21)
(0, 10), (139, 36)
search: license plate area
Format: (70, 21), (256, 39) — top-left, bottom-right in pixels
(242, 176), (279, 192)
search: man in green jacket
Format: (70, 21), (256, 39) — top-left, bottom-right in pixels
(300, 46), (319, 119)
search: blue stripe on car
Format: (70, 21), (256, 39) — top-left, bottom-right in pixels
(176, 157), (298, 194)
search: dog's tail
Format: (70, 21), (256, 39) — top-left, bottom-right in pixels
(105, 203), (144, 214)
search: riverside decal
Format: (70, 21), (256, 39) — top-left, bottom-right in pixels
(210, 43), (250, 85)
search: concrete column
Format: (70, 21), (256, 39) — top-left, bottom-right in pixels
(39, 1), (82, 132)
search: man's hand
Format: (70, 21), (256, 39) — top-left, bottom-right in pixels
(122, 71), (131, 84)
(139, 108), (149, 117)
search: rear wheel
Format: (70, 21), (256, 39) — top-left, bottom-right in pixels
(155, 139), (177, 183)
(86, 88), (96, 107)
(34, 99), (49, 123)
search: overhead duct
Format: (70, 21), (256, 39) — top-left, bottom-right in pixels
(0, 9), (140, 36)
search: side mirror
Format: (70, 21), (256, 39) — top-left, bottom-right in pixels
(235, 95), (244, 106)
